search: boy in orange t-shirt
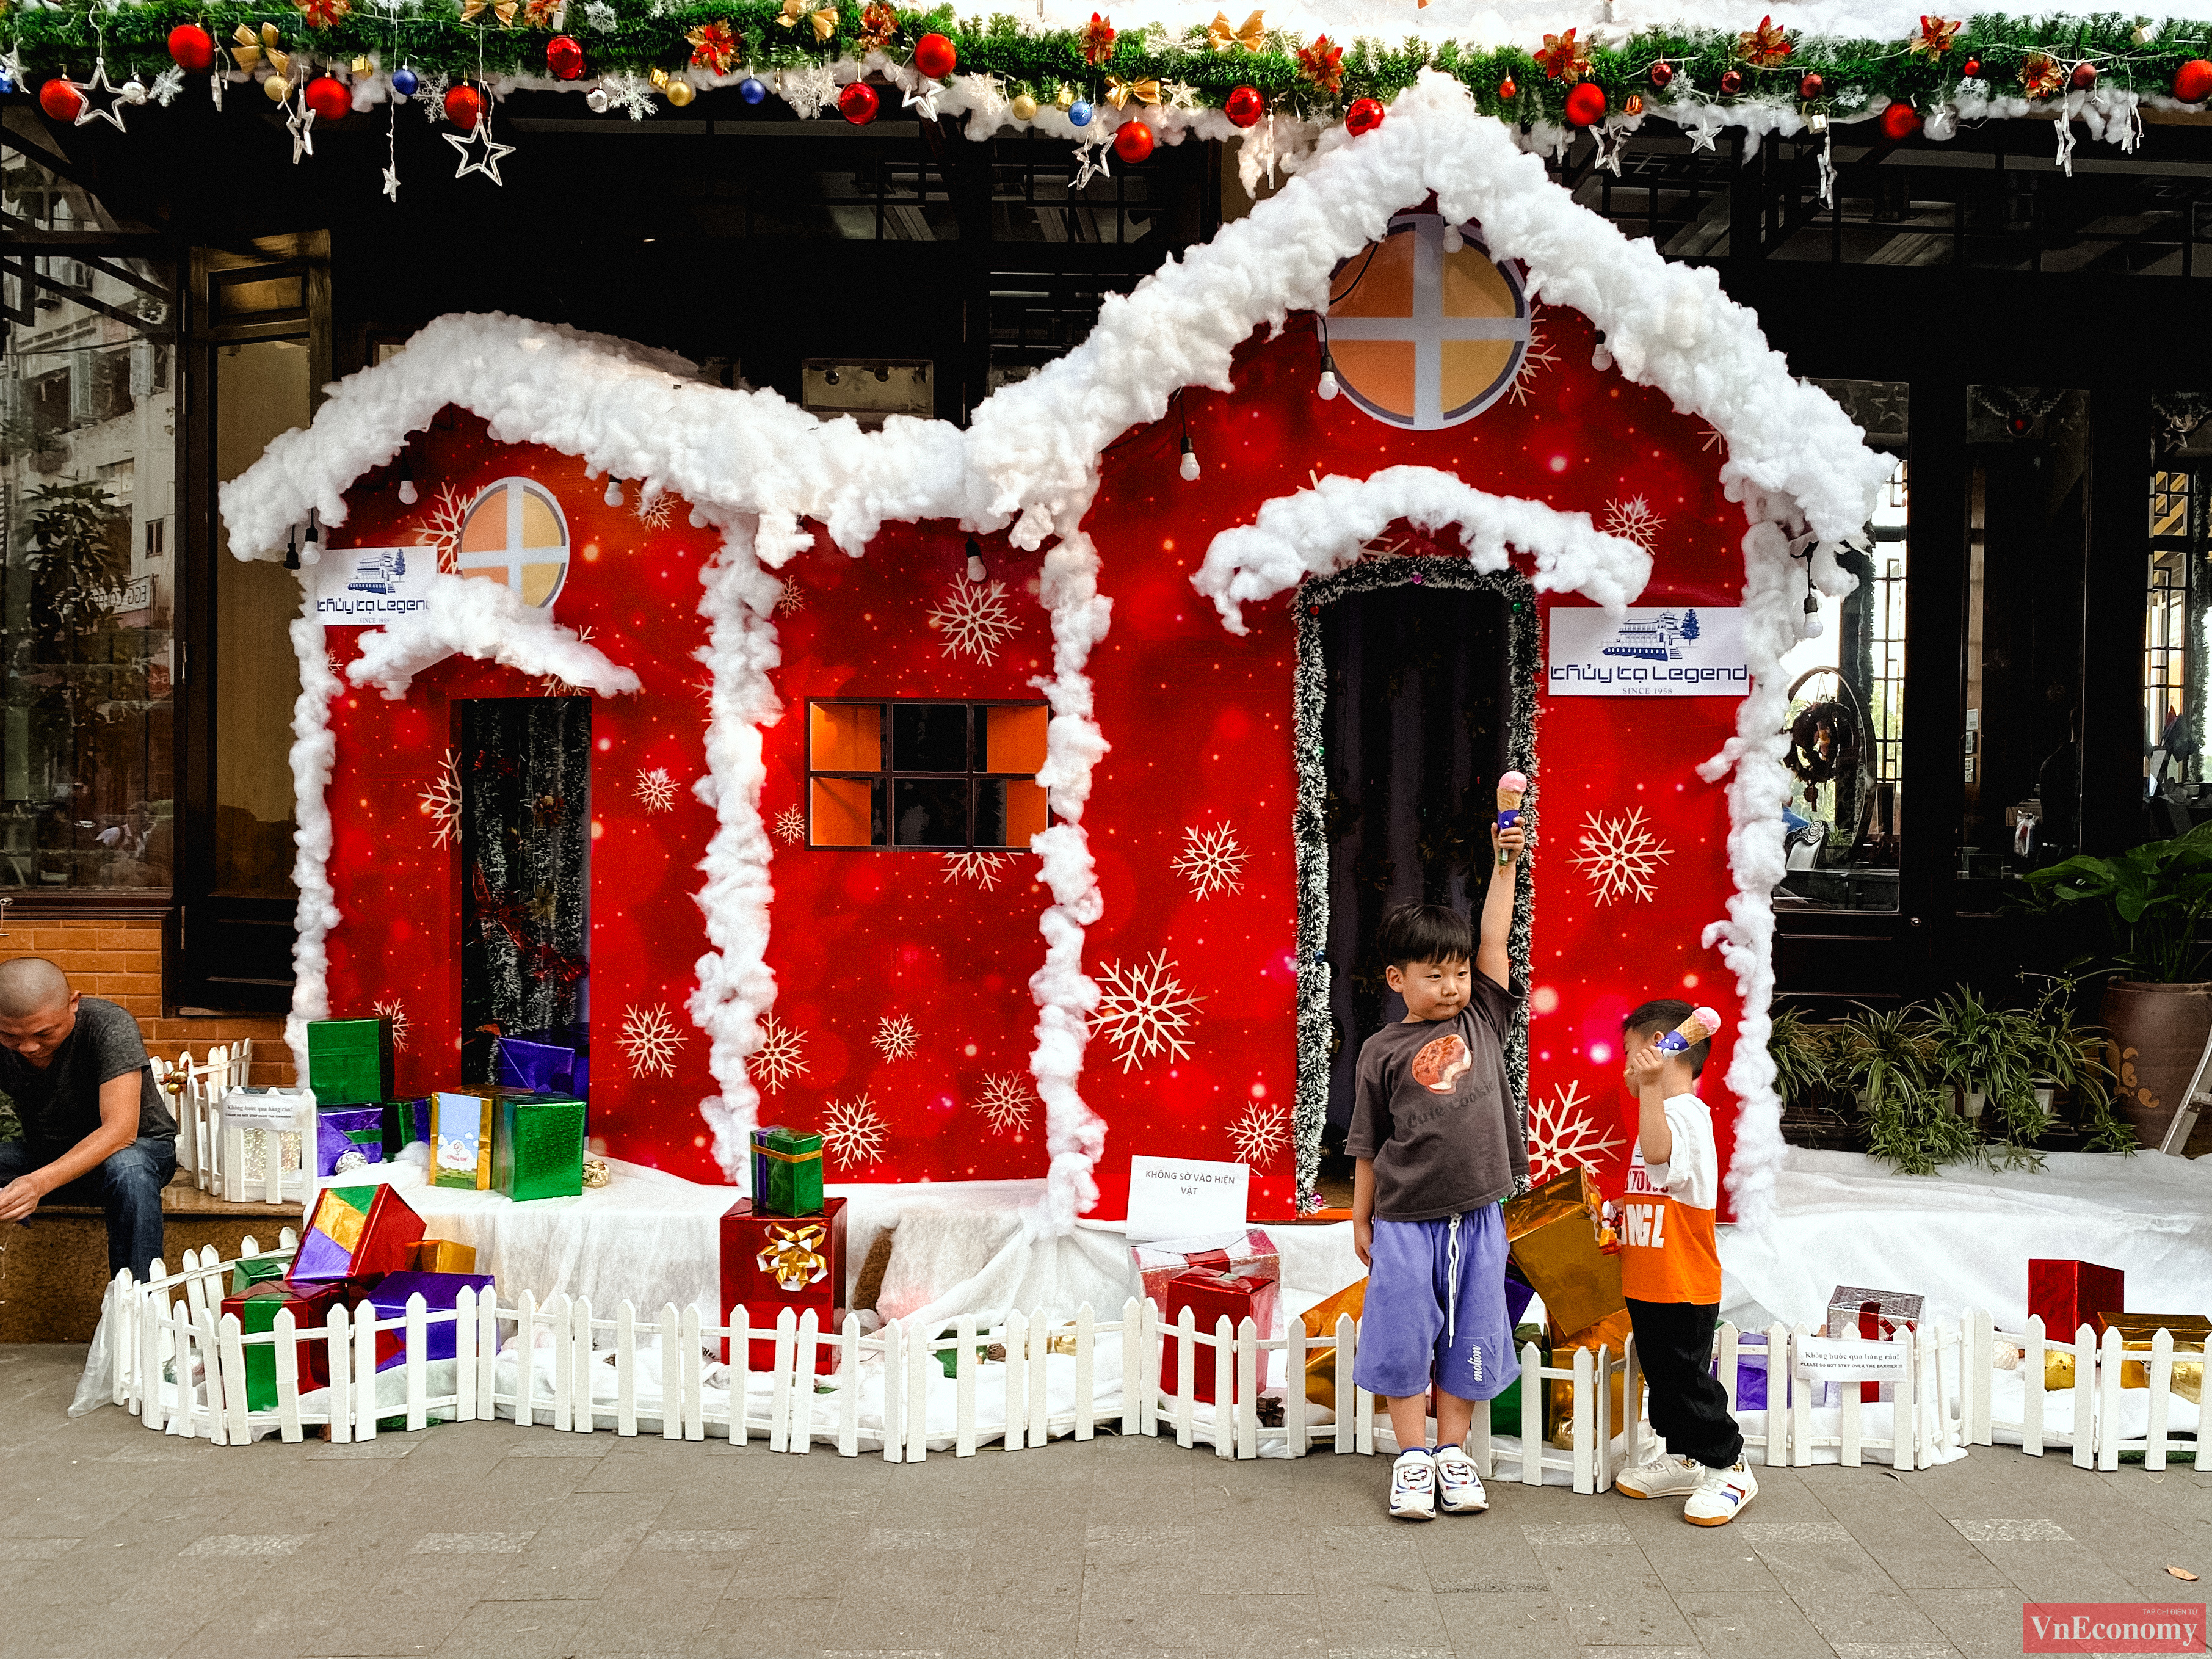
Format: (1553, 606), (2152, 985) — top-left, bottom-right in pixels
(1611, 999), (1755, 1525)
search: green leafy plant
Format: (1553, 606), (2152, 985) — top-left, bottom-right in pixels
(1766, 1003), (1840, 1116)
(2018, 974), (2134, 1158)
(2019, 819), (2212, 984)
(1836, 1003), (1976, 1176)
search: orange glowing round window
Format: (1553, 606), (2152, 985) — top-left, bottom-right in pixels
(1325, 214), (1531, 431)
(455, 477), (571, 611)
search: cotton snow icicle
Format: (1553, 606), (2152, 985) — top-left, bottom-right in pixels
(346, 573), (642, 700)
(284, 589), (344, 1077)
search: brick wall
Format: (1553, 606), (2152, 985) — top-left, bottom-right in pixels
(0, 919), (294, 1087)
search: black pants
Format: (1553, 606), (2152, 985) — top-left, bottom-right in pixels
(1626, 1297), (1743, 1469)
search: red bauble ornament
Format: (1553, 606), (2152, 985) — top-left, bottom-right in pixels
(2069, 60), (2097, 90)
(1563, 81), (1606, 125)
(1497, 74), (1517, 100)
(444, 83), (483, 130)
(1648, 60), (1674, 89)
(1798, 71), (1824, 100)
(838, 80), (879, 125)
(1718, 67), (1745, 95)
(2176, 59), (2212, 103)
(1879, 98), (1921, 139)
(1112, 118), (1154, 161)
(546, 34), (585, 80)
(38, 77), (83, 121)
(168, 23), (216, 71)
(1224, 84), (1264, 127)
(1962, 54), (1980, 76)
(305, 75), (351, 121)
(1344, 96), (1385, 134)
(913, 32), (957, 79)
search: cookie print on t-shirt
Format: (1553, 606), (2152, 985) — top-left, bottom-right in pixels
(1412, 1034), (1472, 1094)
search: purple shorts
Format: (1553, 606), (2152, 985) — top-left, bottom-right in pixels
(1353, 1203), (1520, 1403)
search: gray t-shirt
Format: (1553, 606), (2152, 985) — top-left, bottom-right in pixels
(1, 995), (175, 1151)
(1344, 975), (1529, 1222)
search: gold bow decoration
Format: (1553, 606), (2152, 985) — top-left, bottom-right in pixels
(230, 22), (285, 74)
(755, 1223), (830, 1291)
(1104, 74), (1160, 109)
(775, 0), (836, 40)
(1206, 9), (1264, 51)
(461, 0), (520, 26)
(524, 0), (564, 24)
(294, 0), (350, 31)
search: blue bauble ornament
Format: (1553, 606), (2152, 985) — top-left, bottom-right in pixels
(0, 68), (15, 95)
(1068, 98), (1092, 126)
(391, 65), (419, 96)
(738, 75), (766, 104)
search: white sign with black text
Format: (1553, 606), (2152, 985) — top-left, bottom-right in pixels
(1124, 1155), (1250, 1244)
(1547, 606), (1750, 698)
(311, 544), (440, 625)
(1793, 1335), (1911, 1384)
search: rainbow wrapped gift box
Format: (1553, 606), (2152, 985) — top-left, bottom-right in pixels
(720, 1196), (847, 1374)
(316, 1107), (388, 1179)
(220, 1279), (346, 1409)
(287, 1183), (426, 1286)
(306, 1017), (395, 1107)
(359, 1270), (498, 1367)
(1503, 1167), (1625, 1339)
(749, 1124), (825, 1216)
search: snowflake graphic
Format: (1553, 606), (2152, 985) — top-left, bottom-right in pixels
(413, 481), (469, 573)
(325, 649), (345, 678)
(749, 1012), (808, 1094)
(620, 1002), (687, 1078)
(1602, 496), (1664, 553)
(974, 1072), (1035, 1135)
(1569, 807), (1674, 904)
(419, 749), (463, 848)
(873, 1014), (916, 1063)
(941, 851), (1010, 891)
(374, 998), (412, 1053)
(771, 806), (807, 846)
(1227, 1103), (1289, 1168)
(1526, 1080), (1625, 1182)
(822, 1092), (888, 1168)
(1506, 316), (1561, 407)
(636, 767), (678, 813)
(1092, 952), (1205, 1073)
(634, 491), (673, 530)
(924, 578), (1021, 664)
(1172, 822), (1249, 899)
(1700, 421), (1727, 453)
(774, 580), (806, 617)
(778, 60), (837, 118)
(536, 625), (597, 696)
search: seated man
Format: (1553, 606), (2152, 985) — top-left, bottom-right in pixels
(0, 957), (177, 1281)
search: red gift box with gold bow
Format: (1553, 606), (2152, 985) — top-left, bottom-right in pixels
(719, 1196), (847, 1374)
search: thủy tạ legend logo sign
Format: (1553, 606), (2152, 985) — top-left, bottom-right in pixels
(1547, 606), (1749, 698)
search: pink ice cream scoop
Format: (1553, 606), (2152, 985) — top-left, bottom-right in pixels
(1495, 770), (1529, 863)
(1656, 1006), (1724, 1053)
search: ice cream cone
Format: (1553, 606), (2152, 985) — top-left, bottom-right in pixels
(1656, 1006), (1723, 1053)
(1495, 770), (1528, 864)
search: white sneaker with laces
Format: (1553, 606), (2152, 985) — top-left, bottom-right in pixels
(1434, 1446), (1488, 1514)
(1683, 1459), (1758, 1525)
(1615, 1451), (1704, 1500)
(1388, 1448), (1437, 1521)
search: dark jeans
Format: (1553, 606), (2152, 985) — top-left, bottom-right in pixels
(0, 1135), (176, 1281)
(1626, 1296), (1744, 1469)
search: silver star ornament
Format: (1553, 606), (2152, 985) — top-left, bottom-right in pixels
(445, 114), (517, 184)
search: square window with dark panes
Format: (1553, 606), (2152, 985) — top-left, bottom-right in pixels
(805, 700), (1050, 849)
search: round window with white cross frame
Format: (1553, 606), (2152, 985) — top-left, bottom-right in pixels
(455, 476), (571, 611)
(1324, 213), (1531, 431)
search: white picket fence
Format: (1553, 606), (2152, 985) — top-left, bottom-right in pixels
(101, 1244), (2197, 1475)
(1979, 1314), (2203, 1473)
(151, 1043), (275, 1201)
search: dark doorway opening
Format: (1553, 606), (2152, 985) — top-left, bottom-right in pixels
(458, 699), (592, 1085)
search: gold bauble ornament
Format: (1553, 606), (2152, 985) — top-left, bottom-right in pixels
(1010, 90), (1037, 119)
(666, 76), (695, 106)
(264, 72), (292, 100)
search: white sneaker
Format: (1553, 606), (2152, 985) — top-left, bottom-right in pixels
(1615, 1451), (1704, 1500)
(1388, 1448), (1437, 1521)
(1683, 1460), (1757, 1525)
(1434, 1446), (1488, 1514)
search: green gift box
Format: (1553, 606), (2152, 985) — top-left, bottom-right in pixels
(307, 1018), (395, 1107)
(749, 1124), (825, 1216)
(493, 1093), (587, 1202)
(228, 1254), (287, 1298)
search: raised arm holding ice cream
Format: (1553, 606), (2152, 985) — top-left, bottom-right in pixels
(1495, 770), (1528, 865)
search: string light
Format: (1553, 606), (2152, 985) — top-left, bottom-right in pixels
(1317, 353), (1340, 401)
(396, 457), (418, 505)
(283, 527), (300, 571)
(1178, 391), (1200, 481)
(604, 479), (624, 507)
(965, 535), (987, 584)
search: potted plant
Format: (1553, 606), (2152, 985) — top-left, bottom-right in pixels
(1922, 985), (2025, 1121)
(1768, 1003), (1853, 1149)
(2015, 974), (2134, 1158)
(2020, 821), (2212, 1149)
(1838, 1004), (1976, 1175)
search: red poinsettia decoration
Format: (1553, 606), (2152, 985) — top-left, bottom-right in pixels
(2020, 51), (2063, 96)
(1736, 15), (1792, 67)
(1536, 27), (1590, 81)
(1080, 12), (1117, 65)
(857, 1), (897, 51)
(1297, 33), (1344, 92)
(523, 0), (561, 24)
(1910, 15), (1961, 57)
(686, 19), (740, 73)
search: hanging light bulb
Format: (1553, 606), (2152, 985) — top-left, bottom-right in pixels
(1179, 435), (1201, 481)
(303, 509), (321, 553)
(1801, 586), (1824, 639)
(1441, 224), (1465, 254)
(396, 458), (418, 505)
(1317, 352), (1340, 401)
(965, 536), (987, 584)
(605, 479), (624, 507)
(283, 528), (300, 571)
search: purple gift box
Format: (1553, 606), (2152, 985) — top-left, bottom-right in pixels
(361, 1270), (496, 1367)
(316, 1107), (388, 1179)
(1717, 1333), (1768, 1411)
(499, 1036), (584, 1097)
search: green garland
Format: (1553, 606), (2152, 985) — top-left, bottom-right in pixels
(7, 3), (2212, 128)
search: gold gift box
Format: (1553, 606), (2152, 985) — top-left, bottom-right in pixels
(1544, 1307), (1633, 1445)
(1503, 1167), (1625, 1338)
(409, 1238), (478, 1274)
(2042, 1314), (2206, 1403)
(1299, 1278), (1368, 1412)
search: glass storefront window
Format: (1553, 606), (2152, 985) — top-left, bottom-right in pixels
(1774, 379), (1907, 912)
(0, 155), (176, 890)
(2145, 395), (2212, 833)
